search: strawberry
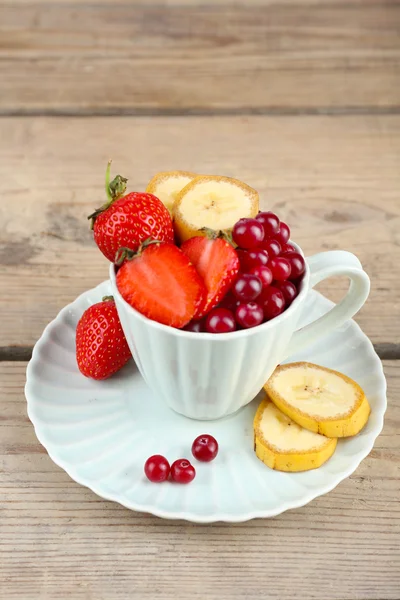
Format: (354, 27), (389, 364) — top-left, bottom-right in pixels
(88, 162), (174, 263)
(180, 232), (239, 318)
(116, 241), (207, 329)
(76, 296), (131, 380)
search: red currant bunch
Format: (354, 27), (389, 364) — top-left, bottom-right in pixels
(205, 211), (305, 333)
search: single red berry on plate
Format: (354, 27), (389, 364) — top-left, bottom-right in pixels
(205, 308), (236, 333)
(260, 238), (281, 257)
(89, 162), (174, 263)
(192, 434), (219, 462)
(273, 222), (290, 246)
(256, 211), (280, 238)
(183, 320), (204, 333)
(275, 280), (298, 305)
(144, 455), (170, 483)
(260, 286), (285, 320)
(116, 242), (207, 329)
(281, 243), (296, 254)
(281, 251), (306, 279)
(249, 265), (273, 288)
(269, 257), (292, 281)
(232, 218), (264, 249)
(76, 296), (131, 380)
(233, 273), (262, 301)
(171, 459), (196, 484)
(235, 302), (264, 329)
(237, 248), (269, 271)
(180, 234), (239, 318)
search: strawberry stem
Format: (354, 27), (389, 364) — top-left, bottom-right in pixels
(220, 230), (236, 247)
(115, 238), (163, 265)
(102, 295), (114, 302)
(88, 161), (128, 230)
(104, 160), (113, 203)
(200, 227), (220, 240)
(115, 247), (136, 265)
(200, 227), (235, 247)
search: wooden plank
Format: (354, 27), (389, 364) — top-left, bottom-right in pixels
(6, 0), (383, 5)
(1, 115), (399, 347)
(1, 2), (399, 114)
(0, 360), (398, 600)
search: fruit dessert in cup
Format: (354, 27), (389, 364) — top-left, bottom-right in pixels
(78, 165), (369, 421)
(72, 165), (372, 477)
(103, 169), (304, 334)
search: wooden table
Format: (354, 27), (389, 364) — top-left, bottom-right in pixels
(1, 1), (399, 598)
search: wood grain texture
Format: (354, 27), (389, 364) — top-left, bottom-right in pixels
(1, 115), (399, 347)
(7, 0), (387, 4)
(0, 360), (398, 600)
(1, 1), (399, 114)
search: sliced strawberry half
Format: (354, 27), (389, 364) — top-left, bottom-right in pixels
(181, 234), (240, 319)
(116, 241), (207, 329)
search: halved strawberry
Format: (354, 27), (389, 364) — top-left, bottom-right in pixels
(116, 241), (207, 329)
(180, 233), (240, 319)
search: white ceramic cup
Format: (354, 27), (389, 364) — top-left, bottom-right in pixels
(110, 246), (370, 420)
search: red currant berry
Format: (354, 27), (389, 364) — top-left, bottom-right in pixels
(233, 273), (262, 301)
(144, 455), (170, 483)
(218, 292), (239, 313)
(275, 280), (298, 305)
(237, 248), (269, 271)
(250, 265), (273, 287)
(274, 222), (290, 245)
(183, 320), (204, 333)
(171, 459), (196, 484)
(260, 286), (285, 320)
(260, 238), (281, 257)
(281, 252), (306, 279)
(192, 434), (219, 462)
(269, 257), (292, 281)
(206, 308), (236, 333)
(236, 302), (264, 329)
(232, 218), (264, 249)
(291, 275), (305, 289)
(236, 249), (248, 271)
(249, 265), (273, 288)
(281, 243), (296, 254)
(256, 211), (280, 238)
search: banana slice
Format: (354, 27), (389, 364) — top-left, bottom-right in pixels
(146, 171), (197, 214)
(254, 396), (337, 472)
(265, 362), (371, 438)
(173, 175), (259, 243)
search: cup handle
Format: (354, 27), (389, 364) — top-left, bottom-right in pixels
(286, 250), (370, 359)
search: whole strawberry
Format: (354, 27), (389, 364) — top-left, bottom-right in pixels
(88, 162), (174, 262)
(76, 296), (131, 380)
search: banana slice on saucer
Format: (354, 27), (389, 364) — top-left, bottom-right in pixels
(254, 396), (337, 472)
(264, 362), (371, 438)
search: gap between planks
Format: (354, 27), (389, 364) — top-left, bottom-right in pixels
(1, 343), (399, 362)
(1, 107), (400, 118)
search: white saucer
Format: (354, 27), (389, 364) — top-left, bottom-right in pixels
(25, 281), (387, 523)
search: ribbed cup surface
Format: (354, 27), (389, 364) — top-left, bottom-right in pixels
(115, 294), (302, 419)
(112, 267), (304, 419)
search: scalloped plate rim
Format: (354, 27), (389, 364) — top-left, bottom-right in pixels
(25, 280), (387, 523)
